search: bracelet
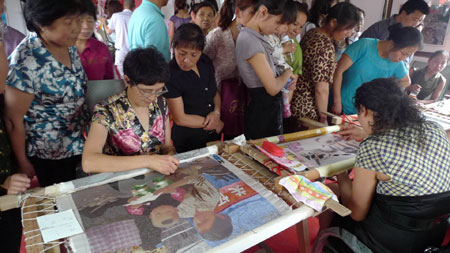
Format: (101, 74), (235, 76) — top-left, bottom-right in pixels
(214, 110), (221, 115)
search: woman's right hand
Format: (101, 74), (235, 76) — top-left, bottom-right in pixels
(330, 102), (343, 115)
(148, 155), (179, 175)
(339, 124), (367, 141)
(18, 159), (36, 178)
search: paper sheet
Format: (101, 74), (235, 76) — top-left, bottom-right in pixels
(37, 209), (84, 243)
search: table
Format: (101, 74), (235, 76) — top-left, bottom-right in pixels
(3, 127), (353, 253)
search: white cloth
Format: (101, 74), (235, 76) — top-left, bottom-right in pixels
(109, 9), (132, 70)
(109, 9), (132, 52)
(115, 48), (128, 78)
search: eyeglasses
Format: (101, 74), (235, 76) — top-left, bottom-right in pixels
(131, 80), (168, 97)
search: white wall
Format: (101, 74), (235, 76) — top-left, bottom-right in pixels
(4, 0), (27, 34)
(350, 0), (385, 32)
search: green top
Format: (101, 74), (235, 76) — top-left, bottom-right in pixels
(288, 38), (303, 75)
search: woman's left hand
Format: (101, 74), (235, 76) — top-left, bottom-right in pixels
(203, 111), (221, 131)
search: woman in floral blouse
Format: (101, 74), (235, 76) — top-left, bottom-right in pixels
(5, 0), (92, 187)
(82, 48), (179, 175)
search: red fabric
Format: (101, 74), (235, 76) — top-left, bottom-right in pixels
(135, 0), (142, 7)
(78, 37), (114, 80)
(220, 78), (247, 137)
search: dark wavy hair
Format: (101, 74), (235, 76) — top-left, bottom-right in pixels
(218, 0), (255, 30)
(123, 48), (170, 86)
(324, 2), (361, 31)
(172, 23), (205, 51)
(388, 24), (423, 50)
(354, 78), (425, 143)
(22, 0), (89, 34)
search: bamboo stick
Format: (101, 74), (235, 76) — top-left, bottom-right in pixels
(250, 125), (341, 145)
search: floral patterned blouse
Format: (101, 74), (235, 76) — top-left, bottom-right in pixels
(204, 27), (239, 88)
(92, 89), (169, 156)
(7, 32), (88, 159)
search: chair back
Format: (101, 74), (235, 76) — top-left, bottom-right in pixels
(86, 79), (126, 113)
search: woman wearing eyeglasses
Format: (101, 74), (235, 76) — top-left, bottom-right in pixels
(164, 23), (224, 153)
(82, 48), (179, 174)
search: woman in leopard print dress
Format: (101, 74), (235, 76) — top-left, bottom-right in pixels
(291, 3), (360, 124)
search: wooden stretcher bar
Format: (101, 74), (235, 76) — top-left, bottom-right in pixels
(222, 152), (351, 217)
(21, 195), (61, 253)
(250, 125), (341, 146)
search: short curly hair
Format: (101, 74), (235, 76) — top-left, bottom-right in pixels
(123, 48), (170, 86)
(354, 78), (425, 142)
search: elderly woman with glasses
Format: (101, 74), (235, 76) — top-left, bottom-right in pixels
(82, 48), (179, 174)
(164, 23), (224, 153)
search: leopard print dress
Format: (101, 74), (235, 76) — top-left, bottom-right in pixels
(291, 28), (336, 121)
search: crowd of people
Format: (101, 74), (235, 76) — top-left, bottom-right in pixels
(0, 0), (449, 252)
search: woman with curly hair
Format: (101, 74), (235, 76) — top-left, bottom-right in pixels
(319, 78), (450, 252)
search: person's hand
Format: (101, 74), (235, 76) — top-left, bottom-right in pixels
(148, 155), (179, 175)
(287, 74), (298, 90)
(1, 174), (31, 195)
(406, 84), (422, 94)
(339, 124), (367, 141)
(282, 42), (296, 54)
(330, 102), (342, 116)
(203, 111), (221, 131)
(215, 120), (224, 134)
(18, 159), (35, 178)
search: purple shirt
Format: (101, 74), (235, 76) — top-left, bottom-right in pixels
(4, 26), (25, 57)
(78, 37), (114, 80)
(169, 15), (191, 31)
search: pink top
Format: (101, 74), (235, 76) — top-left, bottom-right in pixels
(204, 27), (239, 88)
(78, 37), (114, 80)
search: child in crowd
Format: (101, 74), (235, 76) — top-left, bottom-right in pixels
(164, 23), (223, 153)
(236, 0), (296, 140)
(190, 1), (216, 35)
(168, 0), (191, 45)
(76, 1), (114, 80)
(407, 50), (449, 104)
